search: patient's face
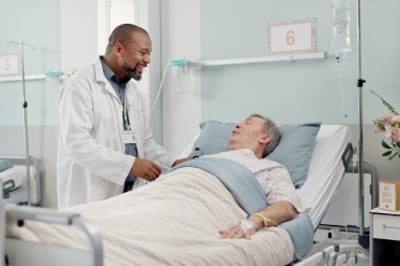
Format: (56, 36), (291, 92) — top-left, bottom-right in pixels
(229, 116), (266, 152)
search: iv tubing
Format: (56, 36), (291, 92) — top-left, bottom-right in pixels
(150, 63), (170, 114)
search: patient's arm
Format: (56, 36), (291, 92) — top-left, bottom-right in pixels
(172, 157), (192, 167)
(218, 200), (297, 240)
(252, 200), (297, 227)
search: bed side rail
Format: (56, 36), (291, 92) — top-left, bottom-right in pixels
(341, 143), (353, 172)
(295, 240), (368, 266)
(1, 191), (5, 266)
(5, 203), (103, 266)
(341, 142), (379, 249)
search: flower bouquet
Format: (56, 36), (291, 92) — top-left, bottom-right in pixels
(371, 90), (400, 160)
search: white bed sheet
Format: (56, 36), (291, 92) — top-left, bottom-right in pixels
(7, 167), (294, 266)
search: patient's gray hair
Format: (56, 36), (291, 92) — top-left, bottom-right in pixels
(250, 114), (281, 157)
(105, 24), (149, 55)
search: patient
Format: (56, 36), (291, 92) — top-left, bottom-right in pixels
(204, 114), (305, 240)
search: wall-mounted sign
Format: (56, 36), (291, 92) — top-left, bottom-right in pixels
(268, 19), (315, 55)
(0, 53), (19, 76)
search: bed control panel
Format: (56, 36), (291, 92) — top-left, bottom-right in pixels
(0, 156), (42, 206)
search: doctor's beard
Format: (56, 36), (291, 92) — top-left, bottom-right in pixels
(123, 65), (142, 81)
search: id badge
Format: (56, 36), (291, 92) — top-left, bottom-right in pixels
(122, 130), (136, 144)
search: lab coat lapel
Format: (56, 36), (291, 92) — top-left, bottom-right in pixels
(93, 58), (120, 101)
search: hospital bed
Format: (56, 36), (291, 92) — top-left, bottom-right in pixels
(0, 124), (367, 266)
(0, 156), (41, 206)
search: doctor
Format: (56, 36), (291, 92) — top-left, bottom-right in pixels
(57, 24), (188, 208)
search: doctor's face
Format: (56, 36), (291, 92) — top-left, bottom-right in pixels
(228, 116), (269, 152)
(118, 32), (152, 81)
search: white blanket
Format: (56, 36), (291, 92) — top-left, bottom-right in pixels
(7, 167), (294, 266)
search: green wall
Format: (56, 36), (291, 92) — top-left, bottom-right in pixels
(0, 0), (60, 126)
(200, 0), (400, 124)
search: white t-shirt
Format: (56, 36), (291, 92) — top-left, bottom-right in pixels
(205, 149), (305, 212)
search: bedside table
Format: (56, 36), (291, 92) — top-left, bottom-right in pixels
(370, 208), (400, 265)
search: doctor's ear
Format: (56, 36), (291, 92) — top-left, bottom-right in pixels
(114, 42), (124, 56)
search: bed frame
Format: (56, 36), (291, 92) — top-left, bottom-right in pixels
(0, 155), (100, 266)
(0, 197), (102, 266)
(296, 240), (369, 266)
(0, 125), (371, 266)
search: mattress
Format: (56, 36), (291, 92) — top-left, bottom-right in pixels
(298, 125), (351, 229)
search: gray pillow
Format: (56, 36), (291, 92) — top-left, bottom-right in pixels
(267, 123), (321, 188)
(189, 120), (235, 158)
(190, 120), (321, 188)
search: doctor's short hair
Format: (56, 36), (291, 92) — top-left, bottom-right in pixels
(105, 24), (150, 55)
(249, 114), (281, 157)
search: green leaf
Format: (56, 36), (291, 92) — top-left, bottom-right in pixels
(389, 152), (398, 160)
(382, 150), (392, 157)
(371, 90), (399, 115)
(381, 140), (391, 149)
(376, 124), (385, 131)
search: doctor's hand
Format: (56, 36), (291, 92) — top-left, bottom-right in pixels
(130, 158), (161, 181)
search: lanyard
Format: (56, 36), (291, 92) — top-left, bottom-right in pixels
(122, 89), (131, 131)
(122, 91), (136, 144)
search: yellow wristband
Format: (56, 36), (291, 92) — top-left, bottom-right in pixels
(253, 212), (272, 227)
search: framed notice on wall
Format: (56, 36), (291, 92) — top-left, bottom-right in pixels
(268, 19), (316, 55)
(0, 53), (19, 76)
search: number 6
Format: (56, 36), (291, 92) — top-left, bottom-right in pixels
(286, 30), (295, 45)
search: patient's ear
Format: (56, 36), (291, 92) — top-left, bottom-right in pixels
(258, 134), (271, 145)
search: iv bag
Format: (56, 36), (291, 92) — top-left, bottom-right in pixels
(45, 71), (61, 104)
(330, 0), (351, 54)
(170, 63), (191, 94)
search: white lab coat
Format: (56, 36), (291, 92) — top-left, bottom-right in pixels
(57, 58), (175, 208)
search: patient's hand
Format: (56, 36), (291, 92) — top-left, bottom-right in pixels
(130, 158), (161, 181)
(172, 157), (192, 167)
(218, 219), (257, 240)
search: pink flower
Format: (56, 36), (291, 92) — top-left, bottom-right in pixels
(392, 115), (400, 122)
(373, 127), (381, 133)
(392, 126), (400, 142)
(384, 124), (392, 135)
(371, 90), (400, 160)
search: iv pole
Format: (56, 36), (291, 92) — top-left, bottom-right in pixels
(7, 41), (33, 206)
(356, 0), (366, 238)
